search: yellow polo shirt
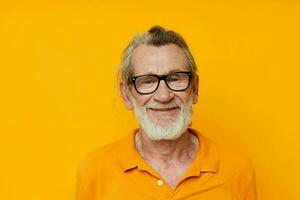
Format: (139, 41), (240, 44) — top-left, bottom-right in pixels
(76, 129), (257, 200)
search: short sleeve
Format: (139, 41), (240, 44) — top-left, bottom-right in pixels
(75, 153), (98, 200)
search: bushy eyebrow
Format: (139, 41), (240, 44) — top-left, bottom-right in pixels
(134, 68), (189, 76)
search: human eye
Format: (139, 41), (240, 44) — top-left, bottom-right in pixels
(168, 73), (182, 82)
(136, 76), (157, 87)
(144, 78), (155, 84)
(141, 76), (156, 84)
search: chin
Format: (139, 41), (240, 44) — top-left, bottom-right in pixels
(141, 119), (188, 141)
(149, 117), (177, 126)
(144, 127), (186, 141)
(132, 96), (194, 141)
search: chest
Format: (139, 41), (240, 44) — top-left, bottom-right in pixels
(148, 160), (192, 189)
(95, 170), (241, 200)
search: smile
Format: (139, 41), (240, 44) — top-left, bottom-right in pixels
(147, 107), (180, 115)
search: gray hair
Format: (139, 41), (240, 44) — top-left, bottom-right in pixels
(119, 25), (197, 85)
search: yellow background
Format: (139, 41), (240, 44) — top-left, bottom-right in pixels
(0, 0), (299, 199)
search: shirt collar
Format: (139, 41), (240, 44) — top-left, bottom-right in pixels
(118, 128), (219, 174)
(189, 128), (219, 173)
(117, 129), (139, 171)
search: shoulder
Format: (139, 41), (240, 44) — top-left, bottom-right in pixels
(211, 139), (256, 185)
(195, 129), (255, 180)
(191, 129), (255, 178)
(75, 137), (131, 199)
(213, 141), (257, 198)
(77, 137), (125, 178)
(217, 142), (254, 171)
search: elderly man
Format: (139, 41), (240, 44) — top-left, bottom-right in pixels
(76, 26), (257, 200)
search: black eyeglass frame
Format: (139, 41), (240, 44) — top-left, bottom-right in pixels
(131, 71), (193, 95)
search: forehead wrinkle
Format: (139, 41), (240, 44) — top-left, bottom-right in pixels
(131, 44), (188, 76)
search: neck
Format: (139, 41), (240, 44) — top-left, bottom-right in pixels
(135, 128), (199, 162)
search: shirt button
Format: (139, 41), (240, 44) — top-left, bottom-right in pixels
(157, 179), (163, 186)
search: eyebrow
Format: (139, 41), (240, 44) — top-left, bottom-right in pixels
(134, 68), (190, 76)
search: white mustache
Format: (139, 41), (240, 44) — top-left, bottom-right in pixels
(145, 101), (182, 110)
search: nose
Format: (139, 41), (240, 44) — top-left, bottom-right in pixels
(153, 80), (174, 103)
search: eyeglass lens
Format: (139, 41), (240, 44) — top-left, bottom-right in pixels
(134, 72), (190, 94)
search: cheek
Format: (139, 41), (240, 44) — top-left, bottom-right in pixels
(175, 91), (193, 103)
(132, 93), (152, 107)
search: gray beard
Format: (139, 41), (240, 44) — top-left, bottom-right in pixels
(131, 97), (193, 141)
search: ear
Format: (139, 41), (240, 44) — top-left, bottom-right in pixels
(192, 75), (199, 104)
(119, 82), (134, 109)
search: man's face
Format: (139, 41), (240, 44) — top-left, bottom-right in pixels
(121, 44), (198, 140)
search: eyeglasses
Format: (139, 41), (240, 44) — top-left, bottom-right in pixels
(131, 71), (192, 95)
